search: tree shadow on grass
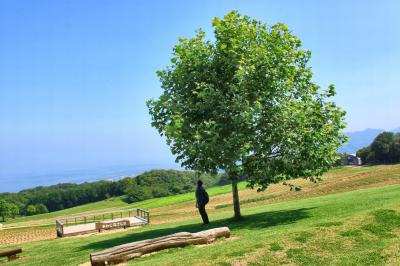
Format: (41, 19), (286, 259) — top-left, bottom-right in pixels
(79, 207), (314, 252)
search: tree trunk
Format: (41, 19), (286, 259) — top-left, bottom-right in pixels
(90, 227), (230, 265)
(231, 179), (241, 219)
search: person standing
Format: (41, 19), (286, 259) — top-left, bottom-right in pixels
(195, 180), (209, 225)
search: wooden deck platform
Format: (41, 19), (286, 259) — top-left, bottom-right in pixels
(56, 208), (149, 237)
(62, 216), (146, 237)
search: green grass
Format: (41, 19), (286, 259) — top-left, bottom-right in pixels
(293, 231), (315, 243)
(1, 183), (399, 265)
(215, 194), (274, 209)
(269, 242), (283, 252)
(314, 221), (343, 227)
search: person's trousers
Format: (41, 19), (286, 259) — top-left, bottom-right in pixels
(198, 204), (209, 224)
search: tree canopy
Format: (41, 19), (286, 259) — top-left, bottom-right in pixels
(125, 169), (224, 203)
(148, 11), (347, 218)
(357, 132), (400, 164)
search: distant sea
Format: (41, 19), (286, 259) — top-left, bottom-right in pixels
(0, 163), (181, 193)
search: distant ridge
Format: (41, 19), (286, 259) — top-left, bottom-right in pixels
(339, 127), (400, 154)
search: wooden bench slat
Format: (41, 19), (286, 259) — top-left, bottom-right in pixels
(0, 248), (22, 257)
(95, 220), (130, 231)
(0, 248), (22, 261)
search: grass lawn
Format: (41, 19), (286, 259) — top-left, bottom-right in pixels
(1, 182), (399, 265)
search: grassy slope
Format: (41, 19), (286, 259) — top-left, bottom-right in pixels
(3, 182), (247, 227)
(6, 163), (400, 227)
(0, 165), (399, 265)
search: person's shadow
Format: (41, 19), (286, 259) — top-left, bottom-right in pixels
(79, 207), (314, 252)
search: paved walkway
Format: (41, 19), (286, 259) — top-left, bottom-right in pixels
(62, 216), (145, 236)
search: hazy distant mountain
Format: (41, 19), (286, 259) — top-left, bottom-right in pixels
(339, 128), (400, 154)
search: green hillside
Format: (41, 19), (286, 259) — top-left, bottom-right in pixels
(2, 182), (247, 228)
(0, 165), (399, 265)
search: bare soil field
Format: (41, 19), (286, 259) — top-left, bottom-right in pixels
(0, 226), (56, 246)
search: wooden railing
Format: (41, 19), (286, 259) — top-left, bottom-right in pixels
(136, 208), (150, 223)
(56, 219), (63, 237)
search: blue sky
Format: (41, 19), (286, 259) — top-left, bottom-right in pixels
(0, 0), (399, 191)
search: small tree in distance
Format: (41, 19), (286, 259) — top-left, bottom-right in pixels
(147, 11), (347, 218)
(0, 199), (19, 221)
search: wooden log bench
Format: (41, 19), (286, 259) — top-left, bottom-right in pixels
(0, 248), (22, 261)
(90, 227), (230, 266)
(95, 220), (130, 232)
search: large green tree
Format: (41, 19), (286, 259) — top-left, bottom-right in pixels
(147, 11), (347, 218)
(357, 132), (400, 164)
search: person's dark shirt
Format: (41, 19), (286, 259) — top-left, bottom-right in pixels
(196, 186), (207, 206)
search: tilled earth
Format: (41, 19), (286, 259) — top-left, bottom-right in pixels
(0, 226), (56, 246)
